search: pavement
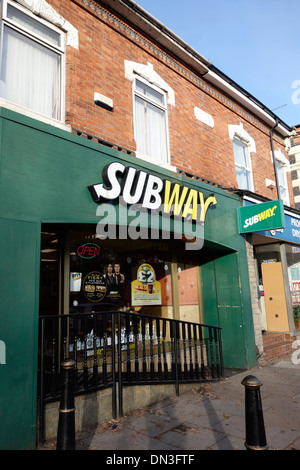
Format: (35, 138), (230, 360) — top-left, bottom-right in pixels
(39, 354), (300, 452)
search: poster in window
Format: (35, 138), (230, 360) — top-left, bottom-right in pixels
(131, 263), (161, 306)
(82, 271), (107, 302)
(70, 272), (82, 292)
(104, 262), (125, 300)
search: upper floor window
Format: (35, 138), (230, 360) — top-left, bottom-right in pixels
(275, 161), (289, 205)
(0, 0), (65, 120)
(133, 76), (170, 166)
(229, 123), (255, 191)
(273, 149), (290, 206)
(125, 61), (175, 171)
(233, 138), (253, 190)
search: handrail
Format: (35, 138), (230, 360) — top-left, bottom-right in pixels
(38, 310), (223, 443)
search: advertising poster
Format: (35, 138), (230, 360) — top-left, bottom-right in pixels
(131, 263), (161, 306)
(104, 262), (125, 300)
(70, 272), (82, 292)
(82, 271), (107, 302)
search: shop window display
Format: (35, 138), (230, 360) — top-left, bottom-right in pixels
(68, 236), (174, 315)
(286, 244), (300, 329)
(39, 225), (202, 372)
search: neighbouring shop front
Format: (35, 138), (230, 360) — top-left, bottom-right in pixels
(0, 107), (256, 449)
(241, 196), (300, 335)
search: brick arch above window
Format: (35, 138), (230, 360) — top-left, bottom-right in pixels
(271, 148), (290, 171)
(124, 61), (175, 106)
(228, 123), (256, 154)
(15, 0), (78, 49)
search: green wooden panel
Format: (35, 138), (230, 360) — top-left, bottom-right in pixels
(214, 254), (246, 368)
(201, 252), (256, 369)
(201, 261), (218, 327)
(0, 217), (40, 449)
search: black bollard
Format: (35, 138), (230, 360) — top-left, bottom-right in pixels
(241, 375), (268, 450)
(56, 359), (76, 450)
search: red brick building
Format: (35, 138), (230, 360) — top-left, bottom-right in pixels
(1, 0), (299, 448)
(7, 0), (292, 197)
(16, 0), (295, 356)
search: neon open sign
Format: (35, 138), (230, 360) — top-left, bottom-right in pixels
(77, 243), (101, 259)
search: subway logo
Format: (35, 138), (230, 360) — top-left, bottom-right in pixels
(89, 162), (217, 223)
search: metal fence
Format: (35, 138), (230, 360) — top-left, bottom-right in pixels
(38, 310), (223, 443)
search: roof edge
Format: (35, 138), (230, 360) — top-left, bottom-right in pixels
(99, 0), (292, 136)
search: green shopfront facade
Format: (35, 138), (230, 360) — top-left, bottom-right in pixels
(0, 108), (256, 449)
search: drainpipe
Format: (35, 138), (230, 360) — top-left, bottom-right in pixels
(270, 118), (280, 200)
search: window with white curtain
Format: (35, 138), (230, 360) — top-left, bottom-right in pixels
(233, 138), (253, 191)
(133, 77), (170, 165)
(0, 0), (64, 121)
(275, 160), (289, 206)
(228, 124), (255, 191)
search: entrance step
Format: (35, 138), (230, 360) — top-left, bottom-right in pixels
(262, 332), (297, 362)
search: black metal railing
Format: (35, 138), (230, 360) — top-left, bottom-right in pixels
(38, 311), (223, 443)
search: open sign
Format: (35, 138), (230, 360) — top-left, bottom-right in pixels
(76, 243), (101, 259)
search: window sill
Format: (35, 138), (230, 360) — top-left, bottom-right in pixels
(135, 152), (177, 173)
(0, 99), (72, 133)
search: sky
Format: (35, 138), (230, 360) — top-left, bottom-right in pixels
(136, 0), (300, 128)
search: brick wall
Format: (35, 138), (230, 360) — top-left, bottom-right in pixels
(245, 235), (264, 357)
(50, 0), (292, 205)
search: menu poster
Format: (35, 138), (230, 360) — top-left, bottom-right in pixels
(82, 271), (107, 302)
(131, 264), (161, 306)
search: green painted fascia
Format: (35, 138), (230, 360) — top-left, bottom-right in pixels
(0, 107), (248, 202)
(0, 217), (41, 449)
(0, 106), (245, 253)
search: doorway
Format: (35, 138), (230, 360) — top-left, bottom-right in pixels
(255, 243), (291, 332)
(261, 262), (289, 331)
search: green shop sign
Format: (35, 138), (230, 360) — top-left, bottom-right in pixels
(237, 199), (285, 234)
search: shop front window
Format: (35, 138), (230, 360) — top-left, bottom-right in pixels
(68, 234), (174, 316)
(286, 244), (300, 330)
(67, 234), (174, 360)
(39, 225), (203, 370)
(177, 259), (200, 324)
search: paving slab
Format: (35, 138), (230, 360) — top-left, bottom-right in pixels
(37, 356), (300, 451)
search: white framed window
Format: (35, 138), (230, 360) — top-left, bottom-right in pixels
(125, 61), (175, 171)
(233, 138), (253, 190)
(272, 149), (290, 206)
(229, 123), (255, 191)
(0, 0), (65, 121)
(133, 76), (170, 167)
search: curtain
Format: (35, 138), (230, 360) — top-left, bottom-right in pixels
(1, 25), (61, 120)
(134, 80), (168, 163)
(275, 161), (288, 204)
(233, 139), (251, 190)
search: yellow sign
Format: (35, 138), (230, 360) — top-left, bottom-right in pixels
(89, 162), (217, 223)
(131, 264), (161, 306)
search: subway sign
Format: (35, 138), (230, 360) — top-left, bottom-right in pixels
(88, 162), (217, 223)
(237, 199), (285, 234)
